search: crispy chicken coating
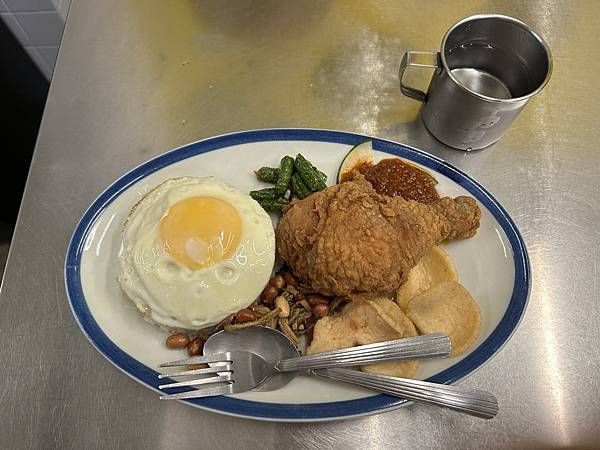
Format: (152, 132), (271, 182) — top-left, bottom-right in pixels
(275, 176), (480, 296)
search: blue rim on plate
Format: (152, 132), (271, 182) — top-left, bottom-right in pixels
(65, 129), (530, 421)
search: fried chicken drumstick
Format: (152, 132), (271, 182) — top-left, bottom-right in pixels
(275, 175), (480, 296)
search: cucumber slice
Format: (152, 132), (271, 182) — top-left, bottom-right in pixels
(337, 140), (437, 185)
(337, 141), (375, 183)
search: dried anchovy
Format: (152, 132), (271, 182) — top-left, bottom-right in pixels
(301, 310), (313, 321)
(329, 297), (348, 315)
(285, 285), (298, 295)
(289, 306), (311, 333)
(297, 315), (317, 335)
(294, 292), (306, 305)
(298, 299), (311, 312)
(263, 307), (283, 320)
(278, 318), (300, 347)
(251, 305), (272, 316)
(305, 327), (315, 347)
(265, 316), (278, 329)
(224, 308), (281, 331)
(289, 305), (302, 325)
(224, 320), (261, 332)
(213, 313), (235, 332)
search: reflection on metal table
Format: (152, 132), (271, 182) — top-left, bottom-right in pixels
(1, 0), (598, 448)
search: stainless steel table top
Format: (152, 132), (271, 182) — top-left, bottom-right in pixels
(2, 0), (599, 448)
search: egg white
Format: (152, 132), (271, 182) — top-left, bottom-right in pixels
(117, 177), (275, 330)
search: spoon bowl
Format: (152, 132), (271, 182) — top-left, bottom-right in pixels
(204, 326), (300, 391)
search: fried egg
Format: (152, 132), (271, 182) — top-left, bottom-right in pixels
(117, 177), (275, 329)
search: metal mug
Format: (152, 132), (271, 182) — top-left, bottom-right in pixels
(400, 14), (552, 150)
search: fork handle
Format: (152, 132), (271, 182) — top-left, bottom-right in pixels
(315, 368), (499, 419)
(275, 333), (451, 372)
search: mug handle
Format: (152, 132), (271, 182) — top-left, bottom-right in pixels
(399, 51), (441, 102)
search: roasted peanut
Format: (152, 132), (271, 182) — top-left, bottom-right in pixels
(260, 285), (278, 304)
(282, 271), (297, 286)
(187, 337), (204, 356)
(275, 296), (290, 318)
(311, 303), (329, 318)
(235, 308), (258, 323)
(166, 333), (190, 349)
(269, 275), (285, 289)
(305, 294), (329, 306)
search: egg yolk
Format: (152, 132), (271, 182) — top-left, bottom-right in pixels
(159, 196), (242, 270)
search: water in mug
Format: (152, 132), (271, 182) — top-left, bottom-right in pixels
(446, 42), (533, 99)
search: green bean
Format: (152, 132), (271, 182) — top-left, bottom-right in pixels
(258, 199), (273, 212)
(275, 156), (294, 195)
(294, 154), (326, 192)
(249, 188), (278, 202)
(258, 197), (289, 214)
(255, 167), (280, 183)
(290, 173), (311, 199)
(256, 196), (288, 214)
(308, 162), (328, 184)
(269, 197), (289, 213)
(316, 169), (327, 184)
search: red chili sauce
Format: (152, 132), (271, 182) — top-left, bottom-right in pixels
(342, 158), (440, 203)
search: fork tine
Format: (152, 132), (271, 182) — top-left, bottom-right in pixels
(159, 352), (231, 368)
(158, 364), (231, 379)
(160, 383), (234, 400)
(159, 373), (232, 390)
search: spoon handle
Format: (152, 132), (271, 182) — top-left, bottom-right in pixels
(275, 333), (451, 372)
(315, 368), (498, 419)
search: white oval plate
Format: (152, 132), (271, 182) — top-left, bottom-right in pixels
(65, 129), (529, 422)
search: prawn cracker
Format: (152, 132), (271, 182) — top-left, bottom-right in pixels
(396, 246), (458, 310)
(308, 297), (419, 378)
(362, 297), (419, 378)
(406, 281), (480, 357)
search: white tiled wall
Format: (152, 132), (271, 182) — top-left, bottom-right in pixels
(0, 0), (71, 79)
